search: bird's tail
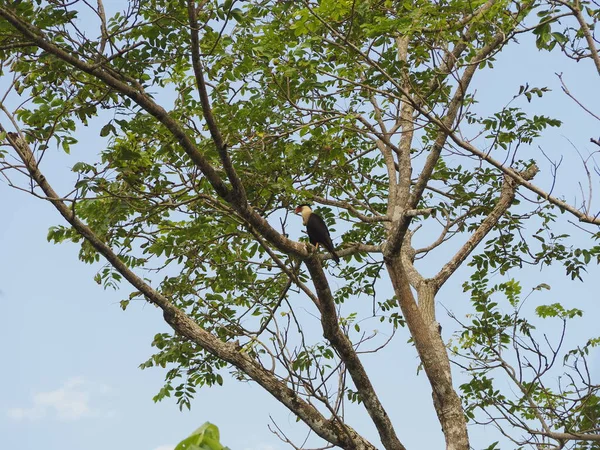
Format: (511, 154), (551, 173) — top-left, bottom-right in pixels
(321, 240), (340, 264)
(331, 250), (340, 264)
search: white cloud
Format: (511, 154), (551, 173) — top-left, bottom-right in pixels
(7, 377), (109, 421)
(153, 446), (175, 450)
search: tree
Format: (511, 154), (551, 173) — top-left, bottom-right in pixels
(1, 1), (599, 449)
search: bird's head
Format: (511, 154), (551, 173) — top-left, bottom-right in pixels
(294, 204), (312, 215)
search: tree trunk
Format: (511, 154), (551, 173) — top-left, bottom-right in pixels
(385, 257), (469, 450)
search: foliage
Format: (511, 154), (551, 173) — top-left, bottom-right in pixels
(1, 0), (599, 449)
(457, 276), (600, 448)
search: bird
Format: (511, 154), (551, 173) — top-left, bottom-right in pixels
(294, 204), (340, 263)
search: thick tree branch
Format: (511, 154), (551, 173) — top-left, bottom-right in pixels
(531, 430), (600, 443)
(186, 1), (247, 202)
(377, 138), (399, 220)
(395, 35), (414, 214)
(336, 243), (382, 258)
(304, 255), (407, 450)
(96, 0), (108, 57)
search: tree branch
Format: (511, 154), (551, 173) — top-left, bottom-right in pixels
(304, 255), (407, 450)
(311, 196), (389, 223)
(0, 6), (231, 199)
(433, 165), (539, 291)
(445, 129), (600, 225)
(186, 0), (247, 202)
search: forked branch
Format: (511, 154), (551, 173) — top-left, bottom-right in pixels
(434, 165), (539, 291)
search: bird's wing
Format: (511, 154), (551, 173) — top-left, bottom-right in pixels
(307, 213), (339, 263)
(309, 213), (331, 236)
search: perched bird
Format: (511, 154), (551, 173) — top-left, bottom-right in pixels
(294, 204), (340, 263)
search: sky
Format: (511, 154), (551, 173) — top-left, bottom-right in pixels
(1, 3), (600, 450)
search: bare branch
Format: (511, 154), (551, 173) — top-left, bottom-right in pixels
(557, 73), (600, 122)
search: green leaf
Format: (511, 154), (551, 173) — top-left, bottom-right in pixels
(533, 283), (551, 291)
(230, 8), (244, 22)
(175, 422), (229, 450)
(100, 123), (115, 137)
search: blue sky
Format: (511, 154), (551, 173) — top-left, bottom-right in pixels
(1, 4), (600, 450)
